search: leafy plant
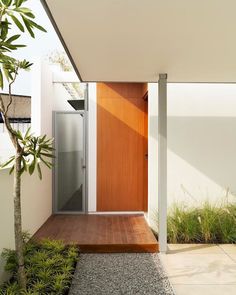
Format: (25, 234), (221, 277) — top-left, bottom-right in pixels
(0, 239), (79, 295)
(1, 129), (54, 179)
(0, 0), (46, 88)
(0, 0), (50, 289)
(0, 282), (21, 295)
(166, 201), (236, 244)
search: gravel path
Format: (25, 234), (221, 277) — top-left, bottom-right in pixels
(69, 253), (175, 295)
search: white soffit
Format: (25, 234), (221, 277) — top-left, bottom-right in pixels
(43, 0), (236, 83)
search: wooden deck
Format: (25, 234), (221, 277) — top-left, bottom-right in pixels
(33, 214), (158, 253)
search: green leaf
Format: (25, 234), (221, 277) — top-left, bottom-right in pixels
(15, 7), (32, 13)
(37, 163), (42, 180)
(10, 44), (26, 48)
(28, 157), (36, 175)
(3, 67), (10, 81)
(40, 144), (55, 151)
(3, 66), (13, 81)
(0, 156), (15, 168)
(43, 138), (54, 145)
(15, 0), (24, 8)
(6, 34), (20, 43)
(28, 19), (47, 33)
(15, 129), (23, 140)
(24, 126), (31, 139)
(0, 21), (9, 40)
(1, 42), (25, 50)
(0, 69), (3, 89)
(40, 152), (55, 158)
(10, 14), (25, 32)
(39, 134), (46, 143)
(15, 7), (35, 19)
(1, 0), (10, 5)
(40, 156), (52, 169)
(22, 11), (35, 19)
(21, 15), (34, 38)
(9, 165), (14, 175)
(18, 59), (32, 69)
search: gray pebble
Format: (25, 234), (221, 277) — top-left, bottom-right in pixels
(69, 253), (175, 295)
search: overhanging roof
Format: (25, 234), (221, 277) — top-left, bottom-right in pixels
(42, 0), (236, 83)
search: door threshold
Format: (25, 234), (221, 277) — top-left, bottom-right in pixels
(54, 211), (86, 215)
(88, 211), (145, 215)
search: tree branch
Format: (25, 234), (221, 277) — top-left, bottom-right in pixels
(0, 92), (19, 150)
(0, 92), (6, 113)
(5, 67), (18, 116)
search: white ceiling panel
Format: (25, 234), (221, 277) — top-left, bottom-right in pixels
(43, 0), (236, 82)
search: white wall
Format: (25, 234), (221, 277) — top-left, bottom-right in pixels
(148, 83), (159, 224)
(168, 83), (236, 205)
(52, 85), (75, 112)
(148, 83), (236, 226)
(0, 134), (14, 164)
(31, 60), (52, 136)
(31, 60), (75, 136)
(88, 83), (97, 212)
(0, 165), (52, 282)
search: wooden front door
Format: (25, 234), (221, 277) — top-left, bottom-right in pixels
(97, 83), (148, 211)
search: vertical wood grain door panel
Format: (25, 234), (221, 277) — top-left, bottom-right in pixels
(97, 83), (148, 211)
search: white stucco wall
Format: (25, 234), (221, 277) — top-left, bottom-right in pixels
(0, 134), (13, 164)
(88, 83), (97, 212)
(148, 83), (236, 225)
(0, 166), (52, 282)
(148, 83), (159, 223)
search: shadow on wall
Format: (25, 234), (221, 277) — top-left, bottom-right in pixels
(150, 116), (236, 196)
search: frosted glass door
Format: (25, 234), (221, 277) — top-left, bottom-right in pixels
(54, 112), (85, 212)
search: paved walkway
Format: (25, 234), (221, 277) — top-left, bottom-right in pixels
(160, 244), (236, 295)
(69, 253), (175, 295)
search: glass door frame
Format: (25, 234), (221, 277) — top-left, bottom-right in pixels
(52, 111), (88, 214)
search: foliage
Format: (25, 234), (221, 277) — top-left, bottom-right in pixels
(0, 0), (50, 289)
(167, 201), (236, 244)
(0, 239), (79, 295)
(0, 0), (46, 88)
(0, 0), (52, 179)
(0, 128), (54, 179)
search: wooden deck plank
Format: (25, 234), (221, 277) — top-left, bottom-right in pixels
(33, 214), (158, 253)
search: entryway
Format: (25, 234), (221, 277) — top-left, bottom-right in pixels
(97, 83), (148, 212)
(33, 214), (158, 253)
